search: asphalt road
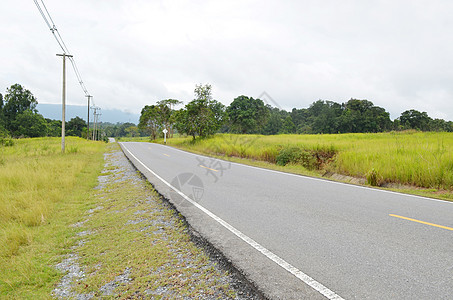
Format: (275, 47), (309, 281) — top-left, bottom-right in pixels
(120, 142), (453, 299)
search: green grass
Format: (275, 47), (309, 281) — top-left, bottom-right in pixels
(143, 131), (453, 200)
(0, 137), (106, 298)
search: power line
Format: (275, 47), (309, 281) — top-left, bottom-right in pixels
(33, 0), (51, 30)
(33, 0), (92, 99)
(33, 0), (67, 54)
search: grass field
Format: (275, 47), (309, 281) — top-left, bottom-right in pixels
(149, 131), (453, 199)
(0, 137), (106, 298)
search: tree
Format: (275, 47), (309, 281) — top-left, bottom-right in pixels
(227, 95), (269, 134)
(261, 106), (288, 135)
(3, 84), (38, 132)
(11, 110), (47, 137)
(125, 126), (139, 137)
(429, 118), (447, 132)
(46, 119), (62, 137)
(290, 108), (309, 133)
(399, 109), (431, 131)
(157, 99), (182, 138)
(339, 99), (391, 133)
(139, 105), (163, 140)
(66, 116), (87, 137)
(174, 84), (226, 139)
(116, 122), (137, 137)
(306, 100), (342, 134)
(282, 115), (296, 134)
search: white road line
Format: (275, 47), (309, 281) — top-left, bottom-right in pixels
(121, 143), (344, 300)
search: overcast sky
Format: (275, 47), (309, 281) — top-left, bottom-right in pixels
(1, 0), (453, 121)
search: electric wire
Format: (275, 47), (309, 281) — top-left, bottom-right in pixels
(33, 0), (94, 104)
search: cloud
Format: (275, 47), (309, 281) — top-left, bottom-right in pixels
(1, 0), (452, 121)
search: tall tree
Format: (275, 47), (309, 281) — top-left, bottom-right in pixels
(339, 99), (391, 133)
(46, 118), (62, 137)
(429, 118), (448, 132)
(3, 84), (38, 132)
(11, 110), (47, 138)
(306, 100), (342, 134)
(174, 84), (226, 139)
(290, 108), (309, 133)
(227, 95), (269, 134)
(138, 105), (163, 140)
(66, 116), (87, 137)
(157, 99), (182, 138)
(399, 109), (431, 131)
(261, 106), (288, 135)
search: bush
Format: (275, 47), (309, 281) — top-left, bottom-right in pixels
(276, 147), (317, 169)
(0, 127), (14, 147)
(276, 145), (337, 170)
(366, 168), (383, 186)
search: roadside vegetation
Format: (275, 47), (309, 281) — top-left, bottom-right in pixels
(61, 143), (248, 299)
(0, 137), (106, 298)
(0, 138), (254, 299)
(154, 132), (453, 200)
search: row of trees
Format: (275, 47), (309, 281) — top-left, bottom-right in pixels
(0, 84), (89, 138)
(139, 84), (453, 140)
(139, 85), (226, 140)
(2, 83), (452, 140)
(0, 84), (144, 140)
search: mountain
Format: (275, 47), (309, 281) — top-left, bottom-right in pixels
(37, 103), (140, 124)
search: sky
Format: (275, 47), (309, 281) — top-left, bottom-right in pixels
(1, 0), (453, 121)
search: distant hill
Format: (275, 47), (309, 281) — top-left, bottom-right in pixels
(37, 103), (140, 124)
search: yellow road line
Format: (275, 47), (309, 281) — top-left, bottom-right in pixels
(163, 154), (170, 157)
(389, 214), (453, 231)
(199, 165), (218, 172)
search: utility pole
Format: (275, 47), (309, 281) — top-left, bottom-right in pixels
(86, 95), (92, 140)
(92, 106), (101, 141)
(96, 109), (102, 141)
(94, 110), (98, 141)
(56, 53), (73, 153)
(92, 107), (97, 141)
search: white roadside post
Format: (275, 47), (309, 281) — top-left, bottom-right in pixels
(163, 128), (168, 144)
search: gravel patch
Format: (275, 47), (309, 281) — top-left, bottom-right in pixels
(99, 267), (132, 296)
(53, 254), (93, 300)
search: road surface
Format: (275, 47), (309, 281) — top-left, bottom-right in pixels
(120, 142), (453, 299)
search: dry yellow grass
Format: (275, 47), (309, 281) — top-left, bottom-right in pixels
(161, 131), (453, 193)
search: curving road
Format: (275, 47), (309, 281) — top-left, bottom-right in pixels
(120, 142), (453, 299)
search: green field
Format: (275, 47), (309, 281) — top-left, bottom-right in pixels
(154, 131), (453, 200)
(0, 137), (106, 298)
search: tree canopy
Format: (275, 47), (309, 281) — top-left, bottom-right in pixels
(138, 105), (164, 140)
(174, 84), (226, 139)
(227, 96), (269, 134)
(3, 84), (39, 134)
(0, 83), (93, 139)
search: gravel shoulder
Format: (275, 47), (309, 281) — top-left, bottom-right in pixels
(52, 142), (262, 299)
